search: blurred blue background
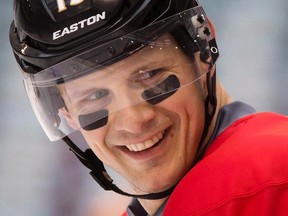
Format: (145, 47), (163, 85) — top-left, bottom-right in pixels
(1, 0), (287, 216)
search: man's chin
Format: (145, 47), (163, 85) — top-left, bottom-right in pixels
(131, 177), (179, 195)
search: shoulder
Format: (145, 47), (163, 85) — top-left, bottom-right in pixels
(164, 112), (288, 216)
(206, 112), (288, 160)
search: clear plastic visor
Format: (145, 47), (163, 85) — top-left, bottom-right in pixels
(23, 6), (219, 141)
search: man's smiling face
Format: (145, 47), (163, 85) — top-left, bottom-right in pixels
(59, 34), (208, 194)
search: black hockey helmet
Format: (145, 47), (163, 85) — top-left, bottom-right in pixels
(10, 0), (201, 73)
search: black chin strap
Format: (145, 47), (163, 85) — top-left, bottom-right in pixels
(62, 136), (176, 200)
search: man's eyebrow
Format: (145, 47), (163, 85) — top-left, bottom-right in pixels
(70, 87), (98, 98)
(110, 57), (174, 79)
(61, 77), (101, 101)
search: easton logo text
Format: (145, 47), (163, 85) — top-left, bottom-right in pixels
(53, 11), (106, 40)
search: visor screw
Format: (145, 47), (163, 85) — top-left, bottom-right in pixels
(106, 46), (116, 57)
(211, 46), (218, 54)
(203, 27), (211, 36)
(71, 63), (81, 72)
(21, 59), (30, 70)
(197, 14), (205, 24)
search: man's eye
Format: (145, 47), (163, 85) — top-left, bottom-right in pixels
(88, 89), (109, 100)
(135, 69), (163, 82)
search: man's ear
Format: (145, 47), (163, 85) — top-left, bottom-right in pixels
(59, 107), (78, 129)
(207, 17), (216, 39)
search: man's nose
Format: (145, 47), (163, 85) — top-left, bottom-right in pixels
(113, 103), (156, 134)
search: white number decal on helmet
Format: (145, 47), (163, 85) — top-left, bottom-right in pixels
(56, 0), (85, 12)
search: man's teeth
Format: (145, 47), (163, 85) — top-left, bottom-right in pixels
(126, 132), (164, 152)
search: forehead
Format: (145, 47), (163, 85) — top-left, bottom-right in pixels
(104, 33), (182, 73)
(63, 33), (183, 85)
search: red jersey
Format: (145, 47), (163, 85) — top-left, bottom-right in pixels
(163, 112), (288, 216)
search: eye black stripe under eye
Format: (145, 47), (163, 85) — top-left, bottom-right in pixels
(142, 75), (180, 105)
(79, 109), (109, 131)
